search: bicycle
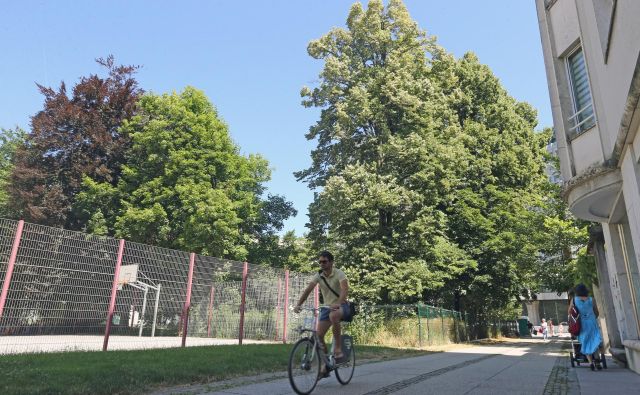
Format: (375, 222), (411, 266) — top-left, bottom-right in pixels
(287, 306), (356, 395)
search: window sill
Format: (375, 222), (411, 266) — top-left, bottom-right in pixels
(568, 124), (597, 142)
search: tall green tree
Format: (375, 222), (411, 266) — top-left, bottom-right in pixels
(0, 127), (25, 217)
(77, 87), (295, 259)
(434, 53), (551, 317)
(297, 0), (475, 302)
(297, 0), (552, 316)
(247, 230), (315, 272)
(527, 129), (591, 295)
(8, 56), (142, 229)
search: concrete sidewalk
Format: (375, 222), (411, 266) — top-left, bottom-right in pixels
(154, 339), (640, 395)
(546, 341), (640, 395)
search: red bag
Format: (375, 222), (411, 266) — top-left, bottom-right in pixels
(568, 305), (581, 336)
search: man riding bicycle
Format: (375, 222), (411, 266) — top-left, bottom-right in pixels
(294, 251), (352, 376)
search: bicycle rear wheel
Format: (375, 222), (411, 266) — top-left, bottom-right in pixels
(288, 338), (320, 395)
(335, 345), (356, 385)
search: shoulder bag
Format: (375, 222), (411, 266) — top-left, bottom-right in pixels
(318, 271), (358, 320)
(568, 301), (581, 337)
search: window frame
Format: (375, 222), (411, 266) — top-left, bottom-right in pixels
(565, 45), (597, 139)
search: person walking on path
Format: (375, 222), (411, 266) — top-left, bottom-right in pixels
(549, 319), (554, 337)
(541, 318), (548, 340)
(295, 251), (352, 377)
(569, 283), (604, 370)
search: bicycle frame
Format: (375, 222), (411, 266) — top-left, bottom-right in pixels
(296, 307), (339, 370)
(288, 306), (356, 395)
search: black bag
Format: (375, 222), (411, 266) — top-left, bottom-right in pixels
(341, 334), (354, 361)
(319, 271), (358, 320)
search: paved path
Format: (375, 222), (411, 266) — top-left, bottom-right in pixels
(570, 350), (640, 395)
(164, 339), (640, 395)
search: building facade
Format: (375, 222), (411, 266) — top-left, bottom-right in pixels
(536, 0), (640, 373)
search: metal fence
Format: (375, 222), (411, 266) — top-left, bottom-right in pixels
(347, 304), (469, 348)
(348, 307), (521, 347)
(0, 218), (479, 355)
(0, 219), (315, 354)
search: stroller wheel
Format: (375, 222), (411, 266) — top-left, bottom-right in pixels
(570, 352), (575, 367)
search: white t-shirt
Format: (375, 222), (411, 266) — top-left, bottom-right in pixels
(312, 268), (347, 306)
(541, 322), (548, 331)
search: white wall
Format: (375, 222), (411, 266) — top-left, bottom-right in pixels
(577, 0), (640, 159)
(549, 0), (580, 55)
(621, 150), (640, 272)
(570, 126), (605, 173)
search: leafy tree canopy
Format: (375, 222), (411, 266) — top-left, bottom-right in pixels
(77, 87), (296, 260)
(0, 127), (26, 217)
(296, 0), (578, 316)
(8, 56), (142, 229)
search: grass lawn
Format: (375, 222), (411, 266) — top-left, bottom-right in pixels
(0, 344), (433, 394)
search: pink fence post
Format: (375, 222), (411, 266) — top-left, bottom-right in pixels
(238, 261), (249, 345)
(274, 277), (282, 340)
(207, 285), (215, 337)
(181, 252), (196, 347)
(283, 269), (289, 344)
(314, 285), (319, 330)
(103, 239), (125, 351)
(0, 220), (24, 319)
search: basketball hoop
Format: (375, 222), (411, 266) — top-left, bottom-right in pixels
(114, 265), (161, 337)
(118, 264), (139, 288)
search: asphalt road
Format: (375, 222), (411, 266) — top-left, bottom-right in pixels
(155, 338), (640, 395)
(203, 339), (565, 395)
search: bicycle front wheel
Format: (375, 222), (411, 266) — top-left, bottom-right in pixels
(335, 345), (356, 385)
(288, 338), (320, 395)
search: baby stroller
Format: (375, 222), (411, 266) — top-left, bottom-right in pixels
(569, 335), (607, 369)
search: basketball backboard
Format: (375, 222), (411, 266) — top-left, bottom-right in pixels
(118, 264), (139, 286)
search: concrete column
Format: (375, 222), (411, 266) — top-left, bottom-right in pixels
(621, 150), (640, 281)
(603, 223), (639, 340)
(591, 227), (623, 349)
(620, 136), (640, 373)
(525, 301), (540, 328)
(591, 283), (610, 348)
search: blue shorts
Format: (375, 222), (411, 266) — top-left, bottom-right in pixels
(319, 303), (352, 322)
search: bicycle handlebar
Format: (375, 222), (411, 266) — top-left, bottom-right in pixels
(291, 305), (336, 312)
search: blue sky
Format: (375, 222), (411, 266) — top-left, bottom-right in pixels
(0, 1), (551, 235)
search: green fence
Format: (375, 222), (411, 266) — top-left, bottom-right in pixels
(348, 304), (519, 348)
(349, 304), (467, 348)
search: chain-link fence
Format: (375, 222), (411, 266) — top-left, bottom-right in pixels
(343, 306), (519, 347)
(348, 304), (469, 348)
(467, 317), (520, 340)
(0, 219), (315, 354)
(0, 218), (486, 355)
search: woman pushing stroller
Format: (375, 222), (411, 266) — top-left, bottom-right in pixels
(569, 283), (604, 370)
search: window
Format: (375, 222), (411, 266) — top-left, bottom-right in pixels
(566, 47), (596, 137)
